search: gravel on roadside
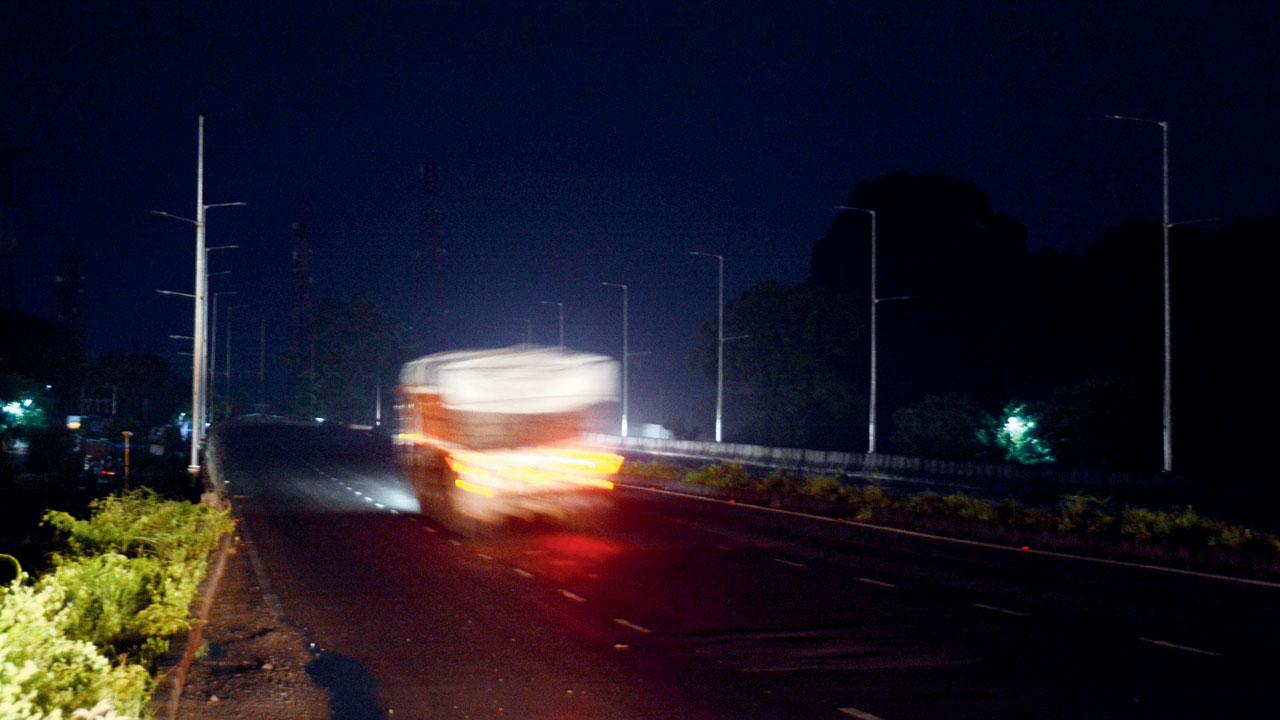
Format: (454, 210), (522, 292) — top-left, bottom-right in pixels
(169, 538), (331, 719)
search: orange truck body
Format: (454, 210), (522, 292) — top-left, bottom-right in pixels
(395, 346), (621, 527)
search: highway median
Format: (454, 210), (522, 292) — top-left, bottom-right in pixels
(621, 460), (1280, 582)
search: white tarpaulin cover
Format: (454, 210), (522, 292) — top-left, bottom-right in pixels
(399, 346), (619, 414)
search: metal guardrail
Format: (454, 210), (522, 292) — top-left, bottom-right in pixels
(586, 433), (1190, 505)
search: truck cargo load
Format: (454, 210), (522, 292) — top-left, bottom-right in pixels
(395, 346), (622, 531)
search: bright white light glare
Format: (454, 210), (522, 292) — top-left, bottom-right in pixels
(3, 401), (25, 418)
(1004, 414), (1031, 440)
(315, 417), (326, 423)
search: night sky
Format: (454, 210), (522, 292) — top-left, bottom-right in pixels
(4, 1), (1278, 432)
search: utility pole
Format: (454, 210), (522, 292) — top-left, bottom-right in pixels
(151, 117), (244, 472)
(258, 318), (266, 408)
(226, 304), (242, 419)
(514, 317), (532, 345)
(121, 431), (132, 491)
(539, 300), (564, 349)
(689, 252), (726, 442)
(1107, 115), (1173, 473)
(602, 282), (629, 436)
(192, 117), (207, 471)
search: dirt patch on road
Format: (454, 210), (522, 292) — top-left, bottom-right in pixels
(171, 539), (331, 719)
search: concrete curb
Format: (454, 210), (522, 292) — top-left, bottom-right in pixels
(152, 433), (235, 720)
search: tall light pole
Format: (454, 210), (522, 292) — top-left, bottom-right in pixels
(837, 207), (880, 454)
(513, 317), (532, 345)
(602, 282), (629, 436)
(688, 251), (728, 442)
(1107, 114), (1173, 473)
(836, 207), (910, 455)
(258, 318), (266, 409)
(539, 300), (564, 349)
(210, 290), (236, 423)
(225, 304), (245, 419)
(150, 116), (244, 472)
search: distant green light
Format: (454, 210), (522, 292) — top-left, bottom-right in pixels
(992, 403), (1053, 465)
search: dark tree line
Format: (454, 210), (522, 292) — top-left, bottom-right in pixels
(285, 296), (415, 424)
(698, 172), (1278, 474)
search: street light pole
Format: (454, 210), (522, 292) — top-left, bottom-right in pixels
(539, 301), (565, 349)
(835, 207), (884, 454)
(689, 251), (726, 442)
(1107, 114), (1173, 473)
(151, 116), (244, 472)
(226, 304), (244, 419)
(602, 282), (629, 436)
(191, 117), (207, 471)
(258, 318), (266, 409)
(209, 290), (236, 423)
(514, 317), (532, 345)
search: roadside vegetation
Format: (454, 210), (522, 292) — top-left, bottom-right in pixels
(0, 489), (233, 719)
(624, 460), (1280, 577)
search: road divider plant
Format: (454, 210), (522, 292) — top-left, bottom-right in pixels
(0, 488), (233, 719)
(622, 459), (1280, 576)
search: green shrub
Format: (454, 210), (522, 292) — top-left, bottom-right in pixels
(40, 553), (198, 666)
(0, 576), (151, 720)
(903, 493), (948, 516)
(755, 470), (803, 496)
(846, 484), (891, 510)
(0, 489), (234, 718)
(798, 474), (845, 501)
(1058, 494), (1114, 533)
(621, 461), (683, 484)
(941, 494), (996, 522)
(43, 488), (231, 569)
(685, 463), (753, 489)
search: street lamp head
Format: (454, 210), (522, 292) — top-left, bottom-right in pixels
(150, 209), (198, 225)
(836, 205), (875, 217)
(1106, 114), (1166, 127)
(204, 201), (248, 209)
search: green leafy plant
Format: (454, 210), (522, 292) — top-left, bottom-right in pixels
(797, 474), (845, 501)
(1, 489), (233, 718)
(621, 460), (683, 484)
(684, 462), (755, 490)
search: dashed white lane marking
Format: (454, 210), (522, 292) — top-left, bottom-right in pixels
(363, 496), (374, 503)
(1138, 637), (1223, 657)
(857, 577), (897, 589)
(375, 502), (386, 509)
(971, 603), (1031, 617)
(773, 558), (806, 568)
(448, 539), (462, 547)
(613, 618), (652, 634)
(558, 589), (586, 603)
(513, 568), (535, 579)
(476, 553), (494, 561)
(839, 708), (886, 720)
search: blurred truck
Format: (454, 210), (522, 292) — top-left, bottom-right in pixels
(394, 346), (622, 533)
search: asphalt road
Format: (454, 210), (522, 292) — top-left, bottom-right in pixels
(215, 421), (1277, 719)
